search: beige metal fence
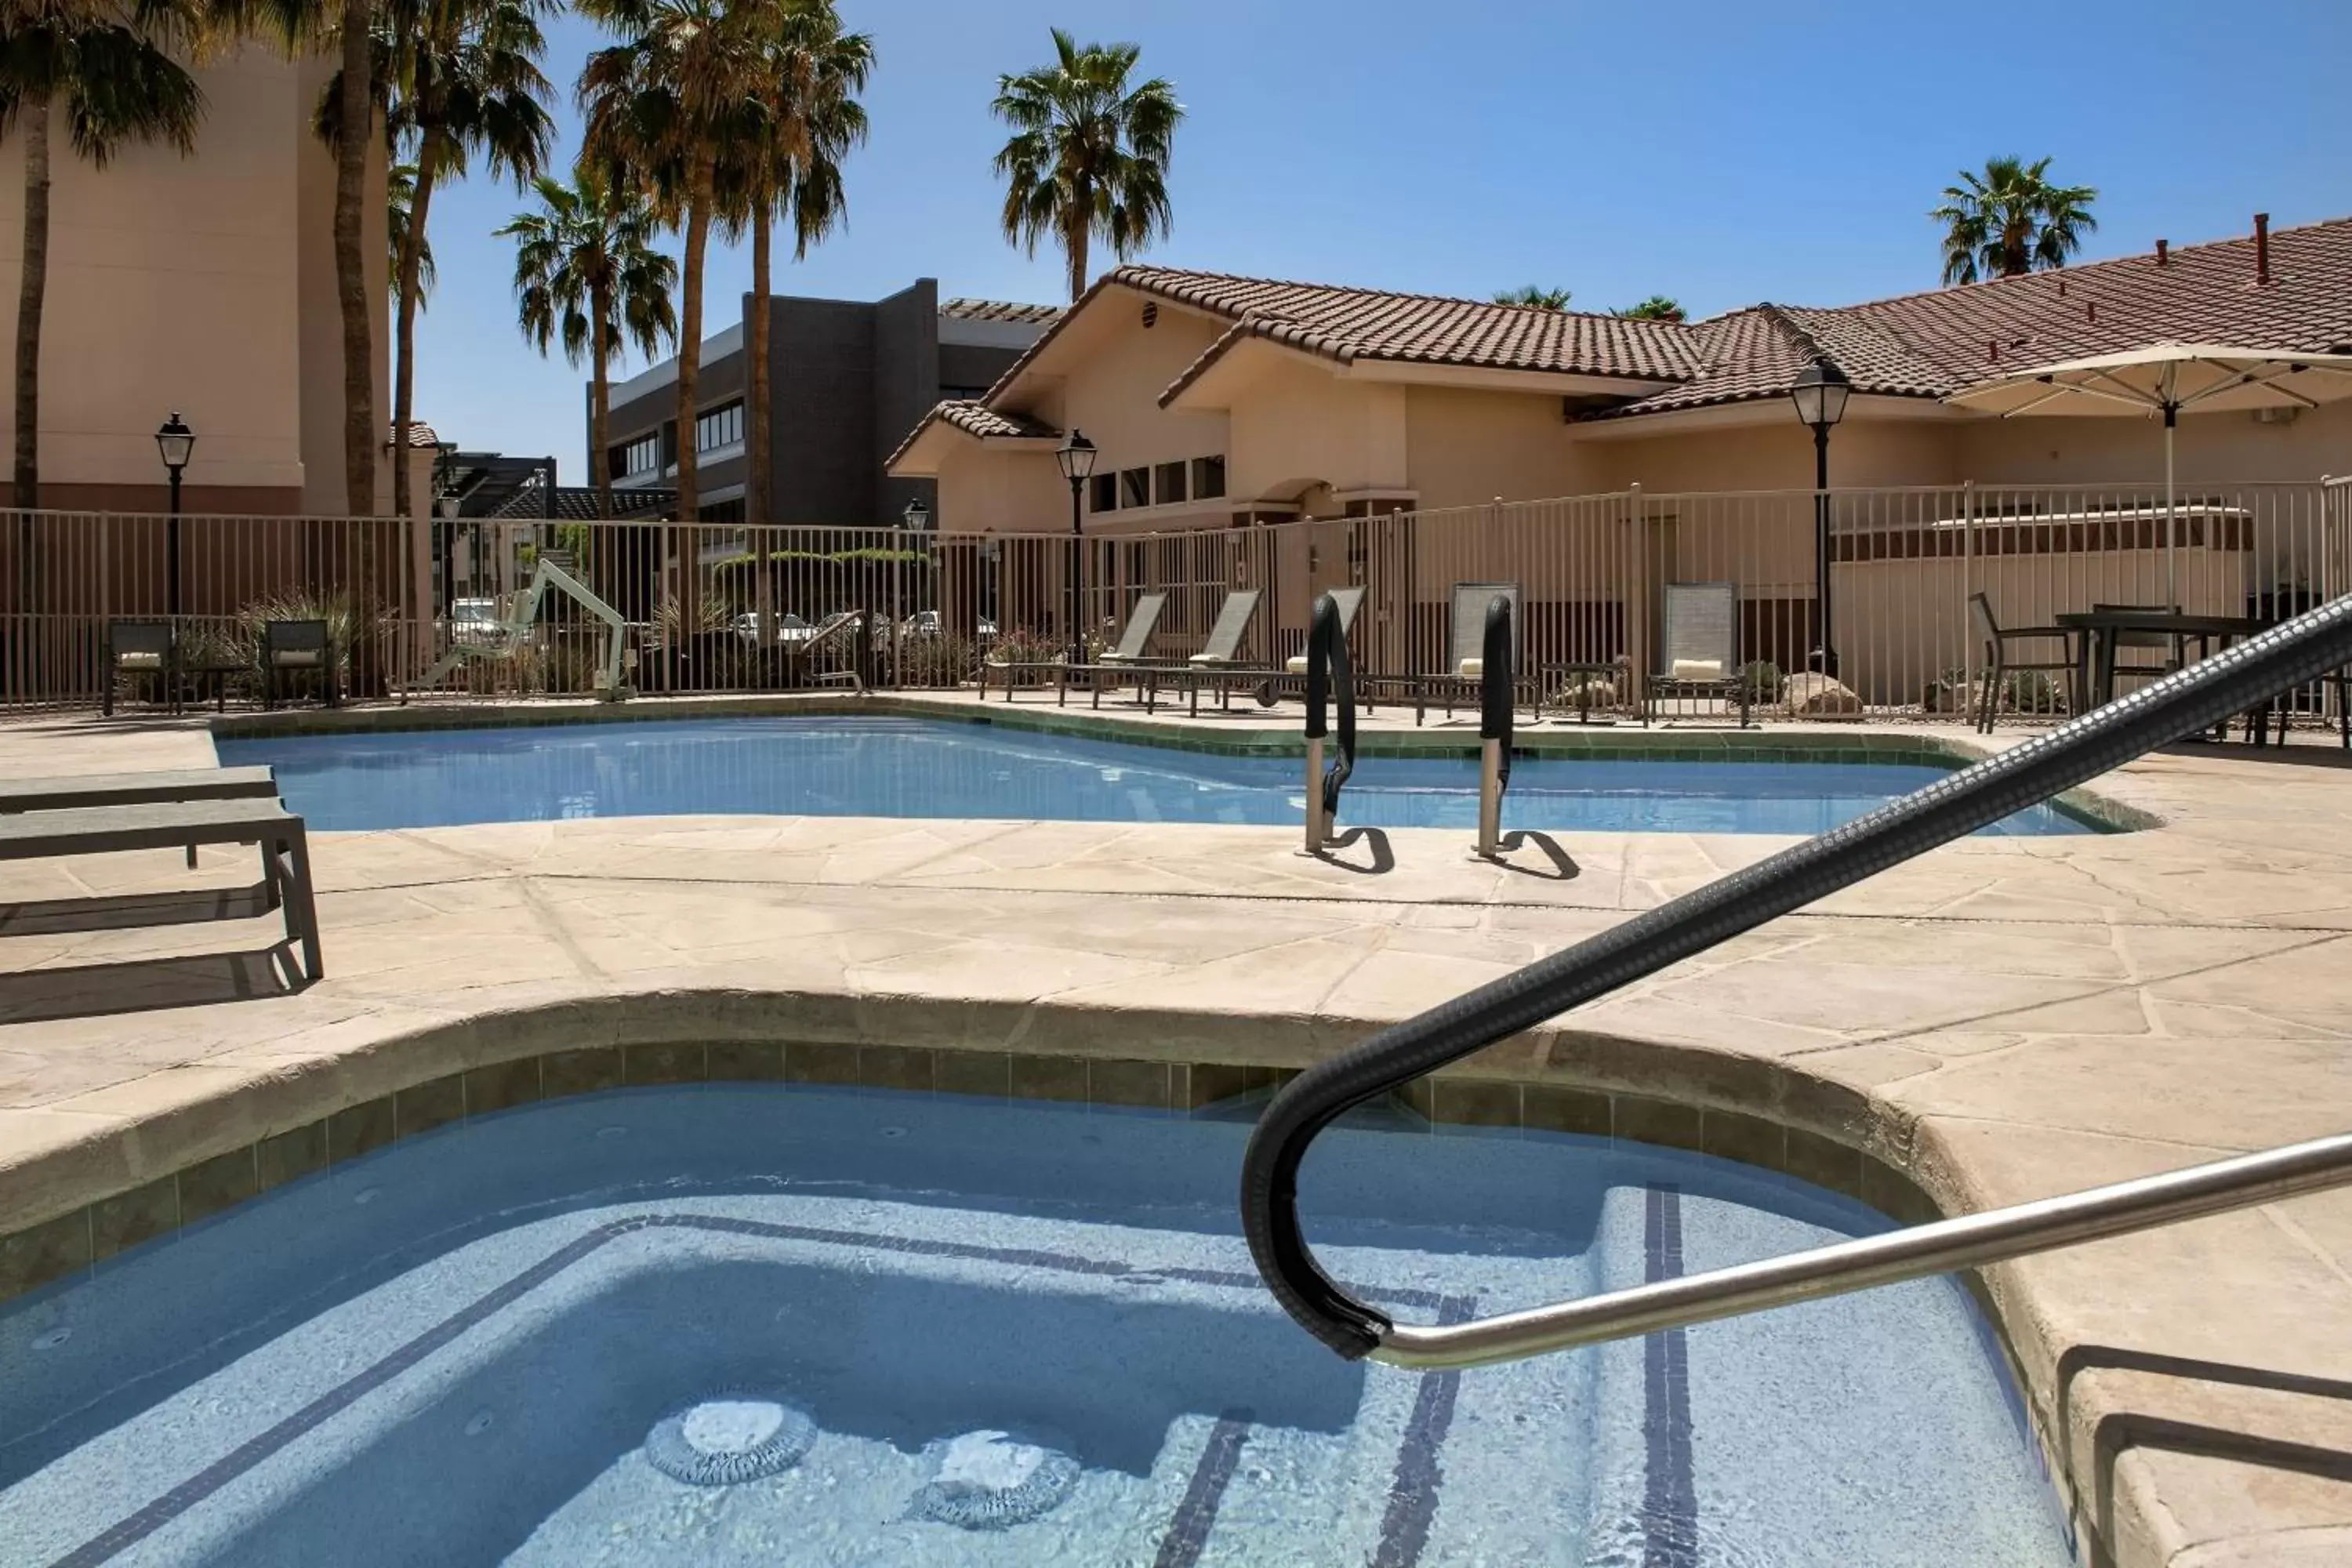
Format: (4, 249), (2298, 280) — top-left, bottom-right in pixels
(5, 479), (2343, 720)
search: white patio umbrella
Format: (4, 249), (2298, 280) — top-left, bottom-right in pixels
(1946, 342), (2352, 600)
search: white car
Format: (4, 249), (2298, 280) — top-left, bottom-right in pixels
(734, 611), (808, 643)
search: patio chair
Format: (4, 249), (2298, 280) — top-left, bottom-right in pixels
(1159, 589), (1269, 715)
(1969, 593), (2080, 733)
(260, 619), (337, 710)
(101, 620), (178, 717)
(0, 764), (279, 868)
(2089, 603), (2190, 699)
(1284, 586), (1366, 675)
(1643, 582), (1751, 728)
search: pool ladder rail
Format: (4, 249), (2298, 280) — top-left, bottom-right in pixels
(1245, 591), (2352, 1370)
(1301, 592), (1356, 852)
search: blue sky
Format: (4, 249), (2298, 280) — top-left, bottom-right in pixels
(413, 0), (2352, 477)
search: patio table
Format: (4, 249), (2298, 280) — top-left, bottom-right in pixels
(2057, 609), (2272, 739)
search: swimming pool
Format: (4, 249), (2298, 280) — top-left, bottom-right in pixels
(0, 1083), (2071, 1566)
(220, 717), (2095, 835)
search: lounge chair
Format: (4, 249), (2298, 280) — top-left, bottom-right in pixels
(1152, 589), (1269, 716)
(101, 620), (177, 717)
(0, 765), (280, 869)
(1284, 586), (1366, 675)
(1036, 593), (1170, 707)
(260, 619), (337, 710)
(0, 797), (323, 982)
(1643, 582), (1751, 728)
(1968, 593), (2079, 733)
(1397, 582), (1523, 726)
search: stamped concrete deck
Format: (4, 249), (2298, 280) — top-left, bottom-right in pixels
(2, 702), (2349, 1566)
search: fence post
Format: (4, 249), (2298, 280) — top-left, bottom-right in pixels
(1625, 482), (1646, 710)
(1960, 479), (1975, 712)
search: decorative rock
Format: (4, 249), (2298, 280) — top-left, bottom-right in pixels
(1784, 672), (1864, 718)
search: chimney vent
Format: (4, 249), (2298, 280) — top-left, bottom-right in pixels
(1988, 339), (2000, 361)
(2058, 278), (2067, 297)
(2156, 238), (2169, 267)
(2087, 301), (2097, 323)
(2255, 213), (2271, 285)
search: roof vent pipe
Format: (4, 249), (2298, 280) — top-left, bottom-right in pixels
(2156, 238), (2169, 267)
(2087, 301), (2098, 323)
(2255, 213), (2271, 285)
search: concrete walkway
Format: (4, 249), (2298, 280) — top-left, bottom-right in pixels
(2, 706), (2349, 1566)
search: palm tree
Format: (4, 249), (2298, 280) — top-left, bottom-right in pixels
(1932, 155), (2098, 285)
(578, 0), (772, 524)
(389, 158), (434, 307)
(1613, 296), (1686, 321)
(383, 0), (554, 521)
(2, 0), (205, 508)
(992, 27), (1181, 302)
(1494, 285), (1572, 310)
(500, 169), (677, 517)
(719, 0), (870, 524)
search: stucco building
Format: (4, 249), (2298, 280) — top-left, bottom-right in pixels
(0, 45), (390, 516)
(887, 214), (2352, 531)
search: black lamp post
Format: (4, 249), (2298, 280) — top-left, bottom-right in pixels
(1787, 361), (1849, 676)
(154, 412), (195, 620)
(1054, 430), (1098, 667)
(902, 495), (930, 532)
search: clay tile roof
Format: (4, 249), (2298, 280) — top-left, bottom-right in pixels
(1591, 213), (2352, 420)
(404, 422), (442, 447)
(940, 298), (1061, 325)
(1115, 265), (1705, 383)
(883, 398), (1063, 472)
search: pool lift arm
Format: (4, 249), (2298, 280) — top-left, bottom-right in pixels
(1242, 594), (2352, 1370)
(1302, 591), (1356, 852)
(418, 556), (633, 702)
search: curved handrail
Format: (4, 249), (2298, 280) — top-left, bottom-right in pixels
(1304, 591), (1356, 842)
(1477, 594), (1513, 854)
(1241, 593), (2352, 1359)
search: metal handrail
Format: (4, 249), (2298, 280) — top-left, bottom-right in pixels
(1475, 594), (1513, 856)
(1241, 593), (2352, 1364)
(1303, 591), (1356, 851)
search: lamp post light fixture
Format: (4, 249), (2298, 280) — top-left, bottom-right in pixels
(154, 412), (195, 620)
(1054, 429), (1098, 668)
(902, 495), (931, 533)
(1787, 361), (1850, 677)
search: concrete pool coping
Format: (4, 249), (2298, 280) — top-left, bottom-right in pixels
(2, 704), (2349, 1566)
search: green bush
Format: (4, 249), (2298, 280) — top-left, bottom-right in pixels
(894, 633), (980, 688)
(1741, 659), (1784, 703)
(2003, 669), (2064, 714)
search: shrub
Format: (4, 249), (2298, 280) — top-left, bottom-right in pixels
(2003, 669), (2064, 714)
(894, 633), (980, 688)
(988, 628), (1065, 665)
(1740, 659), (1784, 704)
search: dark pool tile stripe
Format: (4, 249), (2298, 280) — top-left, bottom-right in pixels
(1642, 1186), (1699, 1568)
(53, 1210), (1436, 1566)
(1152, 1411), (1252, 1568)
(1370, 1293), (1474, 1568)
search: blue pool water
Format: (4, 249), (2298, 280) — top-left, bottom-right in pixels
(219, 717), (2094, 836)
(0, 1084), (2072, 1566)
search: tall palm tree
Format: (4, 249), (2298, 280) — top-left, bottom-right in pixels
(500, 169), (677, 517)
(388, 158), (434, 307)
(1613, 296), (1685, 321)
(720, 0), (869, 525)
(1494, 285), (1572, 310)
(1933, 155), (2099, 286)
(578, 0), (771, 523)
(2, 0), (205, 508)
(992, 27), (1181, 302)
(383, 0), (554, 520)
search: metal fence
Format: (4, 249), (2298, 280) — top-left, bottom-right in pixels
(5, 477), (2347, 724)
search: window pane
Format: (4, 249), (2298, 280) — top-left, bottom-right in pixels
(1192, 456), (1226, 499)
(1154, 461), (1187, 505)
(1120, 468), (1150, 508)
(1090, 473), (1118, 513)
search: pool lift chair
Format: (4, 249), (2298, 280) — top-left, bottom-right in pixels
(417, 557), (633, 701)
(1244, 591), (2352, 1375)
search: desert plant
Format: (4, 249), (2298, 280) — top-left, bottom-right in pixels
(1494, 284), (1572, 310)
(1922, 666), (1974, 714)
(2002, 668), (2064, 714)
(987, 627), (1065, 665)
(1740, 659), (1784, 704)
(1932, 155), (2097, 285)
(652, 589), (731, 645)
(891, 632), (978, 688)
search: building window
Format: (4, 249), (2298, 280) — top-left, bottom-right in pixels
(1119, 467), (1150, 509)
(695, 401), (744, 453)
(619, 434), (660, 476)
(1090, 472), (1118, 513)
(1154, 461), (1188, 506)
(1192, 456), (1226, 500)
